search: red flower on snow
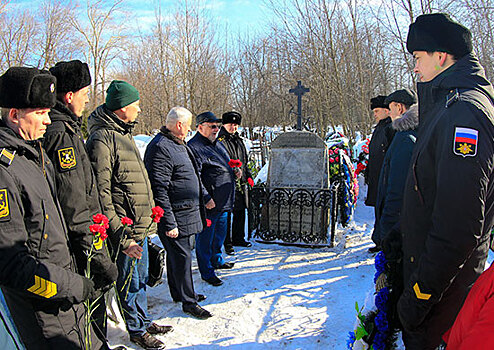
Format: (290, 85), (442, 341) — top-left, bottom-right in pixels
(151, 206), (164, 223)
(121, 217), (133, 226)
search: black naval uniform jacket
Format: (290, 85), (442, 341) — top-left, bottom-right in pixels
(365, 117), (395, 207)
(397, 54), (494, 350)
(43, 101), (113, 276)
(0, 125), (93, 349)
(217, 126), (252, 209)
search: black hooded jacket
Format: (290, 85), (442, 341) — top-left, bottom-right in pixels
(397, 54), (494, 349)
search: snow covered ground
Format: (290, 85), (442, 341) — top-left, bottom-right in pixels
(107, 183), (381, 349)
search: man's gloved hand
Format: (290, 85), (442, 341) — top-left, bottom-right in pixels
(91, 257), (118, 291)
(81, 277), (97, 301)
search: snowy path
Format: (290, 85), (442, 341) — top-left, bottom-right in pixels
(108, 200), (380, 349)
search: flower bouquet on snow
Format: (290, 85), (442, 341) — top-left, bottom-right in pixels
(348, 229), (404, 350)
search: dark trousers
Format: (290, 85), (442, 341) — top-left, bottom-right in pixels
(224, 208), (247, 248)
(160, 234), (197, 305)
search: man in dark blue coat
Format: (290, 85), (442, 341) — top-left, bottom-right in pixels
(188, 111), (237, 286)
(144, 107), (212, 319)
(373, 89), (418, 247)
(398, 14), (494, 349)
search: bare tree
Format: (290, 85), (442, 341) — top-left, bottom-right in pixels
(72, 0), (127, 109)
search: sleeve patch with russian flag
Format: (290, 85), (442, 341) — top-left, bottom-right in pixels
(453, 127), (478, 157)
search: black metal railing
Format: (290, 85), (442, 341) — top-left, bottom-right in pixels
(248, 184), (340, 247)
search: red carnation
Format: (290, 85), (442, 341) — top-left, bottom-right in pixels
(329, 158), (335, 163)
(99, 231), (108, 241)
(151, 206), (164, 223)
(89, 224), (101, 235)
(228, 159), (242, 168)
(121, 217), (133, 226)
(247, 177), (254, 187)
(206, 219), (212, 227)
(93, 213), (108, 224)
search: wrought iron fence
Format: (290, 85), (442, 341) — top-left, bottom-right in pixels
(248, 184), (340, 247)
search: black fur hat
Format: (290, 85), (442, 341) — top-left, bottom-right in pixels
(385, 89), (417, 106)
(49, 60), (91, 93)
(222, 111), (242, 125)
(0, 67), (56, 108)
(370, 95), (389, 110)
(407, 13), (472, 58)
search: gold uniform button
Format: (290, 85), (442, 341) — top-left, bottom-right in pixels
(44, 234), (48, 239)
(414, 185), (418, 191)
(45, 214), (49, 220)
(410, 256), (415, 263)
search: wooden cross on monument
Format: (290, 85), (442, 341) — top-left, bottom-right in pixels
(289, 80), (310, 130)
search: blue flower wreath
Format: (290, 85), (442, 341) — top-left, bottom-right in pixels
(348, 251), (395, 350)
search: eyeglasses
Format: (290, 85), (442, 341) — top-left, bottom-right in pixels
(202, 124), (219, 130)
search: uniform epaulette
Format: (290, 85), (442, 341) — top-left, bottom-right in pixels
(446, 89), (460, 108)
(0, 148), (15, 166)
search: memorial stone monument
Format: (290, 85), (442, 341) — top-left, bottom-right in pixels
(264, 131), (331, 244)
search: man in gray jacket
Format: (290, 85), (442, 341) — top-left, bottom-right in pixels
(86, 80), (171, 350)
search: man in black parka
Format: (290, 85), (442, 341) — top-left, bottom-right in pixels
(398, 14), (494, 349)
(365, 96), (394, 210)
(217, 111), (254, 254)
(366, 95), (395, 253)
(0, 67), (100, 349)
(43, 60), (118, 348)
(144, 106), (212, 320)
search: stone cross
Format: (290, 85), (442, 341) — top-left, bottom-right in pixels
(289, 81), (310, 130)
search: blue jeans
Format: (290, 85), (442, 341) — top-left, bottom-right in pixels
(116, 237), (151, 337)
(196, 211), (228, 280)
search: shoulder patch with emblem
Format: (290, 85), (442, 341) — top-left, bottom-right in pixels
(57, 147), (77, 171)
(453, 127), (478, 157)
(0, 189), (10, 222)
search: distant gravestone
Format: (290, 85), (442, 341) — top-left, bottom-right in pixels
(264, 131), (330, 243)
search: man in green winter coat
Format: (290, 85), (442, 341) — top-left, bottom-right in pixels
(86, 80), (172, 350)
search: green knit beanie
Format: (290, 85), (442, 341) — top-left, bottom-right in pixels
(105, 80), (140, 111)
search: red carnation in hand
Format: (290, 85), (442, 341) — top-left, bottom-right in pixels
(89, 224), (101, 235)
(92, 213), (108, 224)
(151, 206), (164, 223)
(228, 159), (242, 168)
(247, 177), (254, 187)
(99, 231), (108, 241)
(121, 217), (133, 226)
(206, 219), (212, 227)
